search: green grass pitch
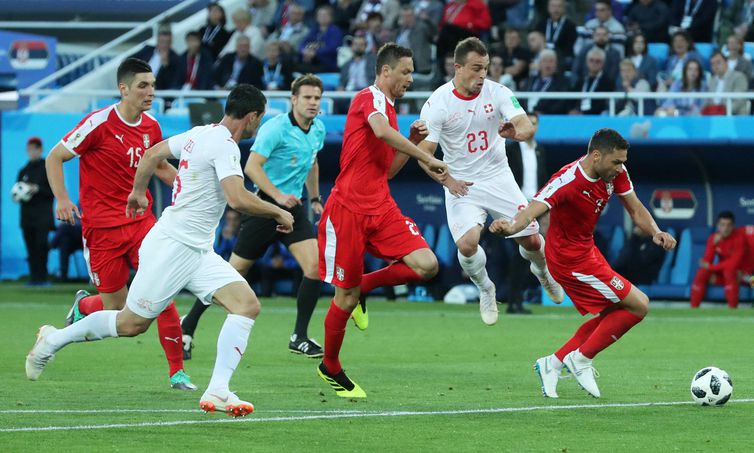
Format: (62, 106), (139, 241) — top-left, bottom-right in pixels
(1, 283), (753, 451)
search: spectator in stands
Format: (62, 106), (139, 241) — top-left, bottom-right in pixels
(438, 53), (456, 85)
(436, 0), (492, 71)
(133, 28), (180, 90)
(222, 8), (265, 59)
(616, 59), (654, 116)
(724, 34), (754, 82)
(625, 33), (659, 88)
(612, 226), (666, 285)
(705, 51), (750, 115)
(199, 2), (232, 59)
(624, 0), (670, 44)
(576, 0), (626, 58)
(362, 12), (393, 54)
(261, 41), (294, 90)
(338, 35), (375, 91)
(661, 30), (702, 89)
(216, 209), (241, 261)
(571, 25), (621, 85)
(49, 218), (83, 283)
(488, 55), (506, 84)
(691, 211), (747, 309)
(213, 35), (264, 89)
(333, 0), (362, 33)
(656, 58), (706, 116)
(533, 0), (578, 68)
(669, 0), (717, 45)
(267, 3), (309, 56)
(298, 5), (344, 73)
(395, 5), (436, 75)
(493, 28), (531, 90)
(526, 30), (547, 76)
(16, 136), (54, 286)
(249, 0), (278, 37)
(718, 0), (754, 44)
(523, 49), (574, 114)
(177, 31), (214, 91)
(505, 112), (548, 314)
(571, 47), (614, 115)
(411, 0), (444, 28)
(356, 0), (400, 29)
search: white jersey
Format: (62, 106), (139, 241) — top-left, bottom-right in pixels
(421, 80), (526, 181)
(159, 124), (243, 250)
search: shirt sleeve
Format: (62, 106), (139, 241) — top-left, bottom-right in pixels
(250, 119), (280, 159)
(615, 165), (634, 196)
(167, 130), (192, 159)
(211, 140), (244, 182)
(60, 114), (102, 157)
(362, 88), (388, 122)
(496, 84), (526, 120)
(420, 95), (445, 144)
(533, 172), (573, 209)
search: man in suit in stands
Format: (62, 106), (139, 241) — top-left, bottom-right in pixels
(213, 35), (264, 90)
(133, 28), (181, 90)
(705, 51), (750, 115)
(523, 49), (573, 114)
(177, 31), (215, 91)
(505, 112), (548, 314)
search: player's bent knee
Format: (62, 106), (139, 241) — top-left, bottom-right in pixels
(415, 254), (439, 280)
(456, 240), (478, 257)
(517, 233), (542, 251)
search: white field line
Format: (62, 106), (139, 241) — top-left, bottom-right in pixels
(0, 409), (364, 414)
(2, 399), (754, 433)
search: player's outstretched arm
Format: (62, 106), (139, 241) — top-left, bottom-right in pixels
(221, 176), (294, 233)
(46, 143), (80, 225)
(368, 114), (448, 176)
(489, 200), (549, 236)
(619, 192), (677, 251)
(246, 152), (301, 208)
(416, 140), (473, 196)
(154, 159), (178, 186)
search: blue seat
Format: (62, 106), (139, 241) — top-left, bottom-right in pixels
(745, 42), (754, 60)
(266, 98), (290, 115)
(656, 227), (677, 284)
(434, 225), (455, 267)
(706, 286), (751, 301)
(319, 97), (334, 115)
(648, 43), (670, 70)
(316, 72), (340, 90)
(422, 224), (437, 250)
(607, 225), (624, 263)
(694, 43), (716, 70)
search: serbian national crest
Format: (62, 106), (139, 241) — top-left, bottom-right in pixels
(143, 134), (150, 148)
(336, 265), (345, 282)
(610, 276), (624, 291)
(606, 182), (614, 196)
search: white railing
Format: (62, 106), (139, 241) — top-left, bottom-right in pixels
(19, 88), (754, 117)
(0, 21), (143, 29)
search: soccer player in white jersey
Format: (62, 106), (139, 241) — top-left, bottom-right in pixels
(419, 37), (564, 325)
(25, 85), (294, 417)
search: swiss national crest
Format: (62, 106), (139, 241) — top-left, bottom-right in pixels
(143, 134), (150, 148)
(606, 182), (614, 196)
(610, 276), (624, 291)
(336, 265), (345, 282)
(484, 103), (494, 114)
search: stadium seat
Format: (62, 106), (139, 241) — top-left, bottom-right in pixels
(434, 225), (455, 267)
(656, 227), (677, 284)
(647, 43), (670, 70)
(745, 42), (754, 60)
(694, 43), (716, 70)
(317, 72), (340, 91)
(422, 224), (437, 250)
(267, 98), (290, 115)
(607, 225), (624, 263)
(319, 97), (334, 115)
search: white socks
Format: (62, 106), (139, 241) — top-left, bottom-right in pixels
(46, 310), (119, 351)
(207, 314), (255, 392)
(519, 234), (547, 276)
(457, 248), (493, 290)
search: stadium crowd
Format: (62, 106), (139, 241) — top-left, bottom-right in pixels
(135, 0), (754, 116)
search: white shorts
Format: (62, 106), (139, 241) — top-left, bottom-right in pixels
(445, 168), (540, 243)
(126, 224), (246, 319)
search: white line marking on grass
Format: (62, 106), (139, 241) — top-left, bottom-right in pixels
(0, 409), (364, 415)
(3, 399), (753, 433)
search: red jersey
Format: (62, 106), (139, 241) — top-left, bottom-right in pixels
(701, 228), (746, 271)
(61, 104), (162, 229)
(330, 86), (398, 215)
(533, 158), (634, 267)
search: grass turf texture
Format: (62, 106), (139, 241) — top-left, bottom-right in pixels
(1, 283), (752, 451)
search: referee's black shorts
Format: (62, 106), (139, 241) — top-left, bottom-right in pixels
(232, 192), (316, 260)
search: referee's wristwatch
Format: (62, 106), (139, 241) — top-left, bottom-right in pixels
(310, 196), (322, 204)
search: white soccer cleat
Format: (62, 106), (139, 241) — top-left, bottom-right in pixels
(534, 355), (561, 398)
(200, 389), (254, 417)
(25, 325), (57, 381)
(533, 265), (564, 304)
(563, 350), (601, 398)
(479, 283), (499, 326)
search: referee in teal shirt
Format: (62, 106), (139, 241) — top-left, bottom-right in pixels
(181, 74), (327, 357)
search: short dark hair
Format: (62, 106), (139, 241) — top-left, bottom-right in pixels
(710, 50), (726, 62)
(117, 57), (152, 86)
(718, 211), (735, 222)
(291, 74), (323, 95)
(595, 0), (612, 9)
(225, 84), (266, 118)
(454, 37), (488, 65)
(185, 30), (201, 41)
(375, 43), (413, 76)
(588, 128), (629, 154)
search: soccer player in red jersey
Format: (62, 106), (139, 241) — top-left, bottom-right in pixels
(44, 58), (195, 390)
(490, 129), (676, 398)
(690, 211), (747, 309)
(316, 43), (448, 398)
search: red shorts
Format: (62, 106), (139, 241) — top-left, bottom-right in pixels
(548, 247), (633, 315)
(82, 215), (155, 293)
(318, 198), (429, 288)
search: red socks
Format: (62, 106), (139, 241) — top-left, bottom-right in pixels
(555, 315), (603, 362)
(579, 308), (643, 359)
(78, 295), (104, 315)
(157, 301), (185, 376)
(322, 300), (351, 375)
(360, 261), (424, 295)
